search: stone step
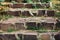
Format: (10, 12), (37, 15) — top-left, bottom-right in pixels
(0, 31), (58, 40)
(0, 30), (38, 40)
(0, 10), (55, 17)
(8, 3), (50, 8)
(0, 17), (58, 31)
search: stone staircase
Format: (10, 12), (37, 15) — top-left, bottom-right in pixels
(0, 0), (60, 40)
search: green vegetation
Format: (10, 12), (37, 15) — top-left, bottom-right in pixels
(55, 12), (60, 17)
(27, 26), (38, 30)
(27, 25), (49, 30)
(54, 4), (60, 11)
(41, 0), (50, 3)
(0, 15), (14, 21)
(0, 0), (5, 2)
(27, 0), (32, 3)
(7, 28), (16, 32)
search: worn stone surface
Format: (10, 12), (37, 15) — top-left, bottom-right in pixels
(26, 22), (37, 30)
(36, 4), (45, 8)
(0, 31), (38, 40)
(0, 34), (8, 40)
(0, 17), (57, 31)
(7, 11), (21, 16)
(4, 34), (17, 40)
(47, 10), (55, 17)
(45, 23), (54, 30)
(0, 23), (15, 31)
(37, 10), (45, 16)
(45, 3), (50, 8)
(22, 11), (31, 17)
(4, 9), (55, 17)
(41, 34), (50, 40)
(54, 33), (60, 40)
(25, 4), (33, 8)
(23, 35), (37, 40)
(9, 4), (24, 8)
(15, 23), (25, 30)
(18, 34), (23, 40)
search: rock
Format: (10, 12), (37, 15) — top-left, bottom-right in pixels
(7, 11), (21, 16)
(41, 34), (50, 40)
(9, 4), (24, 8)
(36, 4), (45, 8)
(23, 34), (37, 40)
(0, 23), (15, 31)
(25, 4), (33, 8)
(0, 34), (8, 40)
(15, 23), (26, 30)
(18, 34), (23, 40)
(22, 11), (31, 17)
(26, 22), (37, 30)
(47, 10), (55, 17)
(13, 4), (24, 8)
(54, 33), (60, 40)
(37, 10), (45, 16)
(4, 34), (17, 40)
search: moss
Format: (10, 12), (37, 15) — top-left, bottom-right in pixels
(0, 15), (14, 21)
(55, 12), (60, 17)
(41, 0), (50, 3)
(7, 28), (16, 32)
(27, 26), (38, 30)
(37, 30), (58, 33)
(37, 30), (47, 33)
(27, 0), (32, 3)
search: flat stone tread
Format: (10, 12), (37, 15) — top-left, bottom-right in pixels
(0, 17), (56, 24)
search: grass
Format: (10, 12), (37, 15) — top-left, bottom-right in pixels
(0, 15), (14, 21)
(37, 30), (59, 33)
(55, 12), (60, 17)
(7, 28), (16, 32)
